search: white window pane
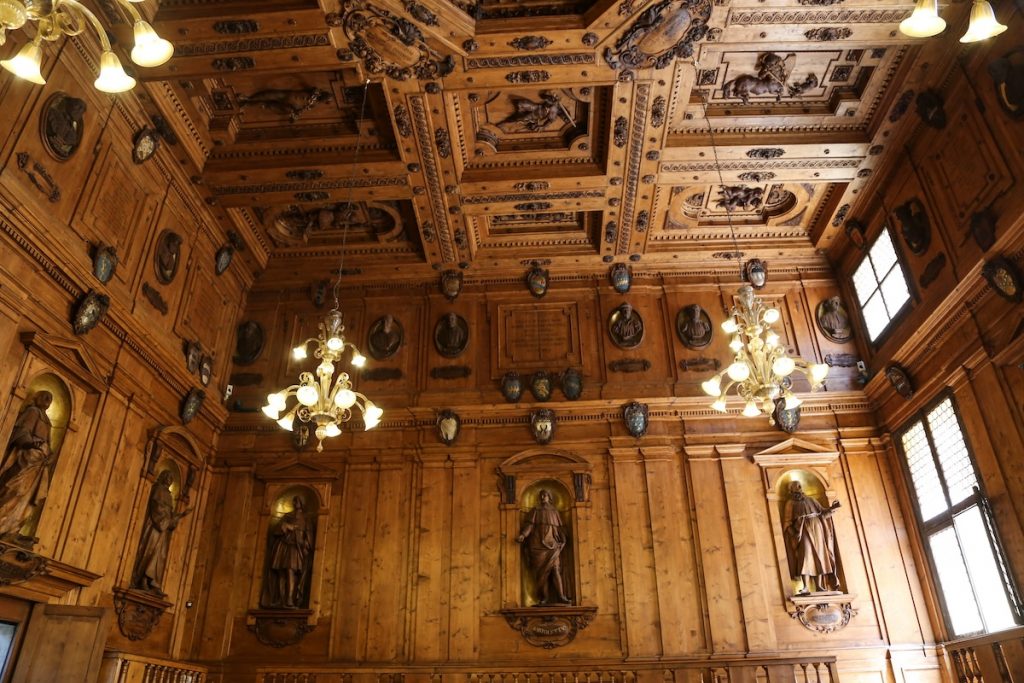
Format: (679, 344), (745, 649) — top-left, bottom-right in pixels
(902, 421), (948, 520)
(880, 268), (911, 317)
(926, 398), (978, 506)
(955, 506), (1018, 632)
(870, 228), (898, 274)
(853, 260), (879, 306)
(862, 293), (890, 341)
(0, 622), (14, 679)
(929, 527), (984, 635)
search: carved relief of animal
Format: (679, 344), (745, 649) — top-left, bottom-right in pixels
(716, 185), (764, 212)
(237, 88), (331, 122)
(722, 53), (795, 105)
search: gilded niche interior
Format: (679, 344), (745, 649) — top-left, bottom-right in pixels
(0, 0), (1021, 681)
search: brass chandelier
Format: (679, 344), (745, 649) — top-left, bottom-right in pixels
(701, 285), (828, 420)
(0, 0), (174, 93)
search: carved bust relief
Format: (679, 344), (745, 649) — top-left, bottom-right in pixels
(153, 231), (183, 285)
(434, 312), (469, 358)
(41, 93), (87, 161)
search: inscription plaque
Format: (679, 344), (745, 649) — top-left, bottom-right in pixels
(494, 302), (581, 373)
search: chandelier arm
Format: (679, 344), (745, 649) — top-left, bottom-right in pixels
(56, 0), (110, 49)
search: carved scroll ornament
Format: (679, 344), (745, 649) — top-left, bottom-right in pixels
(603, 0), (712, 72)
(342, 0), (455, 81)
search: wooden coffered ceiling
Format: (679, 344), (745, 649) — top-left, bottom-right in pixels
(138, 0), (958, 286)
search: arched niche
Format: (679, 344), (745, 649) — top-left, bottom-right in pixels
(144, 426), (205, 503)
(260, 486), (319, 610)
(517, 479), (575, 607)
(775, 469), (845, 596)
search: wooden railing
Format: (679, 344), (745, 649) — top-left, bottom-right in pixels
(256, 658), (839, 683)
(99, 651), (208, 683)
(942, 626), (1024, 683)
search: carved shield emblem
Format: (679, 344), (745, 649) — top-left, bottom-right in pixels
(773, 399), (801, 434)
(530, 409), (555, 444)
(609, 263), (632, 294)
(436, 409), (461, 445)
(292, 422), (311, 451)
(72, 291), (110, 335)
(199, 355), (214, 387)
(500, 372), (523, 402)
(215, 244), (235, 275)
(988, 48), (1024, 120)
(560, 368), (583, 401)
(91, 243), (118, 284)
(530, 371), (553, 402)
(526, 266), (549, 298)
(185, 341), (202, 374)
(885, 364), (914, 399)
(181, 388), (206, 425)
(893, 198), (931, 256)
(132, 127), (161, 164)
(234, 321), (265, 365)
(744, 259), (768, 289)
(311, 280), (329, 308)
(603, 0), (712, 72)
(623, 401), (649, 438)
(440, 269), (463, 301)
(982, 257), (1022, 302)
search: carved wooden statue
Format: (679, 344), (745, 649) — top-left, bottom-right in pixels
(0, 391), (54, 541)
(516, 489), (572, 606)
(262, 496), (314, 609)
(131, 471), (192, 595)
(784, 481), (841, 594)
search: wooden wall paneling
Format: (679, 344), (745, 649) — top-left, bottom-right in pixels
(666, 284), (729, 395)
(685, 445), (746, 653)
(448, 454), (480, 660)
(800, 280), (862, 392)
(600, 290), (674, 397)
(10, 604), (110, 683)
(640, 445), (706, 655)
(333, 460), (379, 661)
(365, 455), (411, 662)
(608, 446), (663, 657)
(411, 453), (450, 661)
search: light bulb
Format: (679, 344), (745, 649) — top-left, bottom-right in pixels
(130, 20), (174, 67)
(351, 352), (366, 368)
(721, 318), (739, 334)
(772, 356), (796, 377)
(261, 404), (281, 420)
(267, 392), (287, 411)
(1, 39), (45, 84)
(784, 393), (802, 410)
(324, 422), (341, 438)
(363, 402), (383, 429)
(296, 384), (319, 406)
(711, 396), (728, 413)
(727, 361), (750, 382)
(334, 388), (357, 409)
(701, 377), (722, 397)
(959, 0), (1007, 43)
(94, 51), (136, 93)
(763, 308), (780, 324)
(765, 331), (780, 348)
(810, 363), (829, 384)
(292, 345), (308, 360)
(277, 413), (295, 431)
(899, 0), (946, 37)
(742, 401), (760, 418)
(729, 335), (743, 352)
(326, 336), (344, 351)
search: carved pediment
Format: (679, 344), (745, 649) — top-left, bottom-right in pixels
(255, 457), (341, 482)
(752, 437), (839, 468)
(20, 331), (107, 392)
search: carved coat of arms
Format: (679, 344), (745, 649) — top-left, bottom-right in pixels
(603, 0), (712, 72)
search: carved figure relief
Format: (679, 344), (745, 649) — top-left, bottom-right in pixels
(0, 391), (56, 542)
(261, 496), (315, 609)
(153, 231), (183, 285)
(234, 321), (265, 365)
(988, 48), (1024, 120)
(436, 409), (460, 445)
(41, 93), (86, 161)
(341, 0), (455, 81)
(602, 0), (712, 72)
(676, 304), (712, 349)
(434, 312), (469, 358)
(815, 296), (853, 343)
(131, 470), (192, 595)
(498, 92), (568, 132)
(893, 198), (931, 255)
(722, 53), (795, 105)
(185, 341), (202, 375)
(622, 401), (649, 438)
(501, 372), (523, 402)
(716, 185), (763, 212)
(608, 303), (644, 349)
(970, 209), (996, 252)
(367, 314), (404, 360)
(530, 409), (555, 444)
(516, 489), (571, 604)
(784, 480), (841, 594)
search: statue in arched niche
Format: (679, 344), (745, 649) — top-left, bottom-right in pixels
(784, 480), (842, 594)
(0, 391), (56, 542)
(516, 489), (572, 606)
(132, 470), (192, 594)
(262, 495), (315, 609)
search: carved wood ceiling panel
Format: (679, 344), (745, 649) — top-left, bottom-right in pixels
(143, 0), (931, 285)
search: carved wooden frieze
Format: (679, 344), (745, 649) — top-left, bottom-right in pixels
(342, 0), (455, 81)
(500, 606), (597, 648)
(603, 0), (712, 72)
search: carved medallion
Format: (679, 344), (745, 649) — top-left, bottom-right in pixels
(440, 269), (463, 301)
(609, 263), (632, 294)
(526, 266), (549, 298)
(530, 409), (556, 444)
(367, 314), (404, 360)
(181, 388), (206, 424)
(342, 0), (455, 81)
(234, 321), (265, 365)
(676, 304), (712, 349)
(41, 92), (86, 161)
(893, 198), (931, 255)
(199, 355), (214, 387)
(885, 364), (914, 399)
(608, 303), (644, 349)
(773, 398), (801, 434)
(91, 243), (118, 284)
(530, 371), (553, 402)
(132, 127), (160, 165)
(623, 401), (649, 438)
(434, 312), (469, 358)
(185, 340), (202, 374)
(744, 258), (768, 289)
(815, 296), (853, 343)
(501, 372), (523, 402)
(436, 409), (461, 445)
(153, 231), (182, 285)
(988, 48), (1024, 120)
(722, 52), (795, 105)
(983, 257), (1023, 302)
(603, 0), (712, 72)
(72, 291), (110, 335)
(560, 368), (583, 401)
(790, 599), (857, 634)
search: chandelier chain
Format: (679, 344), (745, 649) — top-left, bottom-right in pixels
(332, 79), (372, 313)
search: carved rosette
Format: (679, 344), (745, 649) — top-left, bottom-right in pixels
(789, 595), (857, 634)
(500, 606), (597, 648)
(342, 0), (455, 81)
(247, 609), (316, 648)
(0, 542), (48, 585)
(113, 588), (171, 641)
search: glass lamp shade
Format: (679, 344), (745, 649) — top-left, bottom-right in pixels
(261, 404), (281, 420)
(266, 392), (287, 412)
(728, 336), (743, 352)
(296, 384), (319, 406)
(334, 388), (357, 409)
(727, 361), (750, 382)
(324, 422), (341, 438)
(292, 345), (308, 360)
(1, 39), (44, 84)
(131, 21), (174, 67)
(784, 393), (803, 410)
(899, 0), (946, 37)
(701, 377), (722, 397)
(810, 363), (829, 384)
(351, 352), (366, 368)
(742, 401), (761, 418)
(711, 396), (728, 413)
(276, 413), (295, 431)
(0, 1), (27, 30)
(326, 336), (344, 351)
(763, 308), (781, 324)
(94, 51), (136, 93)
(363, 402), (383, 429)
(772, 356), (796, 377)
(721, 318), (739, 334)
(959, 0), (1007, 42)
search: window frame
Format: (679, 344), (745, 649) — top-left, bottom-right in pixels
(851, 225), (915, 347)
(894, 391), (1024, 637)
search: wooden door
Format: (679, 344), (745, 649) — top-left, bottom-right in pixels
(10, 605), (110, 683)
